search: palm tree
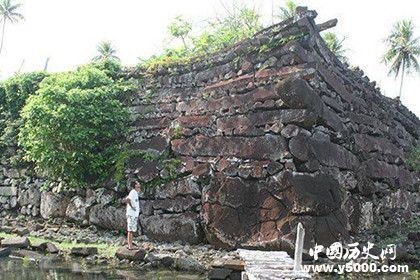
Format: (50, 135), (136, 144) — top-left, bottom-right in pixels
(278, 0), (297, 21)
(382, 20), (420, 99)
(0, 0), (24, 55)
(93, 41), (119, 61)
(323, 32), (348, 63)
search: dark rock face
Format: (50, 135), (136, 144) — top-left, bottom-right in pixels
(121, 8), (419, 250)
(201, 172), (348, 250)
(140, 212), (204, 244)
(172, 135), (288, 161)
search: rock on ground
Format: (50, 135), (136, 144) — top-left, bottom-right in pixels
(115, 247), (146, 261)
(1, 237), (30, 249)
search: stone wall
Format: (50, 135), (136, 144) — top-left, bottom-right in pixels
(1, 7), (419, 253)
(125, 7), (419, 251)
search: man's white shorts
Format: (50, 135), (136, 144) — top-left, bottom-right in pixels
(127, 215), (138, 232)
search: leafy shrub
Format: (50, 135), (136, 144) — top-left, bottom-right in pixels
(0, 72), (47, 155)
(19, 61), (133, 188)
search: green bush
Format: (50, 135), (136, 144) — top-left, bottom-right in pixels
(18, 61), (133, 188)
(0, 72), (48, 154)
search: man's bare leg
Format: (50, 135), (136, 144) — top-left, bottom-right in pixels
(127, 231), (133, 249)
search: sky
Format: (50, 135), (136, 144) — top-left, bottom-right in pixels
(1, 0), (419, 116)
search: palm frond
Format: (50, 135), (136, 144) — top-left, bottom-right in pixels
(383, 19), (420, 79)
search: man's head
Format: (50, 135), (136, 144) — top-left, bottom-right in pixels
(134, 180), (141, 192)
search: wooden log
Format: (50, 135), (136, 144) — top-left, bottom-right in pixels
(316, 19), (338, 32)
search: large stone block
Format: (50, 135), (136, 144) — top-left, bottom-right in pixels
(18, 186), (41, 206)
(89, 204), (126, 230)
(40, 192), (69, 219)
(275, 78), (323, 114)
(201, 174), (281, 248)
(1, 237), (30, 249)
(140, 212), (204, 244)
(115, 247), (146, 261)
(281, 171), (343, 215)
(65, 196), (93, 222)
(172, 135), (288, 161)
(153, 195), (201, 213)
(154, 176), (201, 199)
(216, 109), (317, 135)
(130, 135), (168, 155)
(289, 134), (359, 170)
(354, 134), (403, 157)
(70, 247), (98, 256)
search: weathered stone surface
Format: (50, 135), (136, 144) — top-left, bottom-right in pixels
(174, 256), (205, 272)
(342, 195), (362, 234)
(362, 159), (416, 187)
(153, 195), (200, 213)
(127, 157), (160, 182)
(29, 241), (58, 254)
(46, 242), (59, 254)
(70, 247), (98, 256)
(354, 134), (403, 157)
(201, 174), (277, 248)
(1, 237), (30, 249)
(0, 186), (17, 197)
(30, 241), (48, 251)
(201, 171), (348, 250)
(281, 171), (342, 215)
(131, 135), (168, 155)
(377, 190), (416, 211)
(208, 268), (232, 279)
(276, 78), (323, 113)
(40, 192), (69, 219)
(221, 259), (245, 271)
(172, 135), (288, 160)
(216, 109), (316, 135)
(65, 196), (92, 222)
(154, 176), (201, 199)
(89, 205), (126, 230)
(0, 247), (11, 258)
(14, 227), (29, 236)
(92, 188), (116, 205)
(10, 249), (43, 260)
(140, 212), (204, 244)
(115, 247), (146, 261)
(289, 134), (359, 170)
(17, 186), (41, 206)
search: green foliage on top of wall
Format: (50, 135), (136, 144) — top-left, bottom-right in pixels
(18, 60), (135, 188)
(139, 6), (262, 72)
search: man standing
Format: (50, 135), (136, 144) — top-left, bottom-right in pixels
(125, 181), (141, 250)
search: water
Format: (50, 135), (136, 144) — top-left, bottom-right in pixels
(0, 257), (206, 280)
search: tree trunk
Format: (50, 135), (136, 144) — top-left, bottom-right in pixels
(44, 57), (50, 71)
(398, 60), (405, 99)
(0, 21), (6, 55)
(181, 37), (188, 50)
